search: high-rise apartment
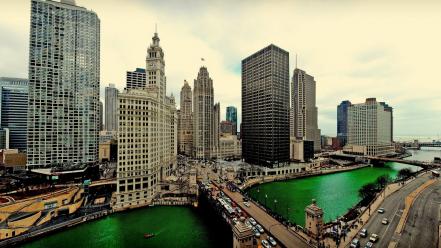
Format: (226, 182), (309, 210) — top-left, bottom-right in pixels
(193, 67), (216, 159)
(292, 68), (321, 152)
(226, 106), (237, 135)
(344, 98), (394, 156)
(242, 44), (290, 167)
(126, 68), (146, 89)
(27, 0), (100, 168)
(337, 100), (351, 146)
(178, 80), (193, 156)
(105, 84), (119, 131)
(115, 31), (177, 210)
(0, 77), (28, 151)
(99, 101), (104, 131)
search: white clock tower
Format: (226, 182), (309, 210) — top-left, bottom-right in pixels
(146, 30), (166, 102)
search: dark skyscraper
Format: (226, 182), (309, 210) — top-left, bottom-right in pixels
(226, 106), (237, 135)
(242, 44), (290, 167)
(337, 100), (351, 146)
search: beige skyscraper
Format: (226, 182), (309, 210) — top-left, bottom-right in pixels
(114, 31), (177, 210)
(178, 80), (193, 156)
(193, 67), (217, 159)
(292, 68), (321, 152)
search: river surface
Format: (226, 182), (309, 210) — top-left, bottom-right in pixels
(22, 148), (439, 247)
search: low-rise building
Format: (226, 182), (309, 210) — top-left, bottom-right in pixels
(217, 134), (241, 160)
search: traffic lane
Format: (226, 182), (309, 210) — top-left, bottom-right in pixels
(223, 187), (309, 248)
(398, 181), (441, 248)
(358, 175), (430, 247)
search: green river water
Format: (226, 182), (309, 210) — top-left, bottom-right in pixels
(22, 148), (439, 247)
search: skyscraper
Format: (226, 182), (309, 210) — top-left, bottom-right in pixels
(337, 100), (351, 146)
(242, 45), (290, 167)
(126, 68), (146, 89)
(213, 102), (220, 156)
(193, 67), (215, 159)
(226, 106), (237, 135)
(292, 68), (321, 152)
(178, 80), (193, 156)
(105, 84), (118, 132)
(345, 98), (394, 156)
(0, 77), (28, 151)
(115, 31), (177, 210)
(27, 0), (100, 168)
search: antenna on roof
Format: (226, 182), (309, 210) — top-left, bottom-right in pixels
(295, 53), (298, 69)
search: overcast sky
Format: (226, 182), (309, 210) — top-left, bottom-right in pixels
(1, 0), (440, 139)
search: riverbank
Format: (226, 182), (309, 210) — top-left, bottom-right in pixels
(241, 164), (368, 191)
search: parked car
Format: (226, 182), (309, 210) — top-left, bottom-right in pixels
(377, 208), (385, 213)
(243, 202), (251, 208)
(369, 234), (379, 243)
(381, 218), (388, 225)
(253, 228), (260, 238)
(267, 236), (277, 246)
(249, 217), (257, 226)
(350, 238), (360, 248)
(256, 224), (264, 233)
(359, 228), (368, 238)
(232, 218), (238, 224)
(365, 241), (374, 248)
(261, 239), (271, 248)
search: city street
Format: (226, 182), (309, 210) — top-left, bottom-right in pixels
(358, 173), (436, 248)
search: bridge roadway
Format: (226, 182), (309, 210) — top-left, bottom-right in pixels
(366, 156), (439, 168)
(211, 181), (310, 248)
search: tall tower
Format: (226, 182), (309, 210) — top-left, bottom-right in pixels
(178, 80), (193, 156)
(226, 106), (238, 135)
(337, 100), (352, 146)
(292, 68), (321, 152)
(242, 45), (290, 168)
(0, 77), (28, 151)
(105, 84), (119, 132)
(213, 102), (220, 157)
(27, 0), (100, 168)
(115, 31), (177, 210)
(146, 30), (166, 102)
(193, 67), (215, 159)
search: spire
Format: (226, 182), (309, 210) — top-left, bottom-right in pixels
(152, 24), (160, 46)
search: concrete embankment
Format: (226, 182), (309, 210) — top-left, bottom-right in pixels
(241, 164), (368, 190)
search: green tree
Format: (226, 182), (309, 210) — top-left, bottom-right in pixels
(375, 175), (391, 189)
(398, 168), (413, 180)
(358, 182), (377, 200)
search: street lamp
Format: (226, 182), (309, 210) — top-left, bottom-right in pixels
(265, 194), (268, 207)
(274, 199), (278, 212)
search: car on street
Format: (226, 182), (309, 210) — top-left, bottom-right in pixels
(359, 228), (368, 238)
(253, 228), (260, 238)
(365, 241), (374, 248)
(377, 208), (385, 213)
(256, 224), (265, 233)
(249, 217), (257, 226)
(369, 234), (379, 243)
(243, 202), (250, 208)
(244, 220), (252, 228)
(232, 218), (238, 224)
(261, 240), (271, 248)
(381, 218), (388, 225)
(267, 236), (277, 246)
(350, 238), (360, 248)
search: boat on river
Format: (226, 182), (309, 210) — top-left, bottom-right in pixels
(144, 233), (155, 239)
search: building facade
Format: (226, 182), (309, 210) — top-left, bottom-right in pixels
(105, 84), (119, 131)
(114, 31), (177, 210)
(218, 134), (241, 160)
(220, 120), (233, 135)
(292, 68), (321, 152)
(337, 100), (351, 147)
(192, 67), (215, 159)
(126, 68), (146, 89)
(226, 106), (237, 135)
(344, 98), (394, 156)
(178, 80), (193, 156)
(27, 0), (100, 168)
(242, 44), (290, 167)
(213, 102), (220, 156)
(99, 101), (103, 131)
(0, 78), (28, 151)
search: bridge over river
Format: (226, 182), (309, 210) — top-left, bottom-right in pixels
(366, 156), (440, 170)
(210, 181), (311, 248)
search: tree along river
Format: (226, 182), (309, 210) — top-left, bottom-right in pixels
(22, 148), (439, 247)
